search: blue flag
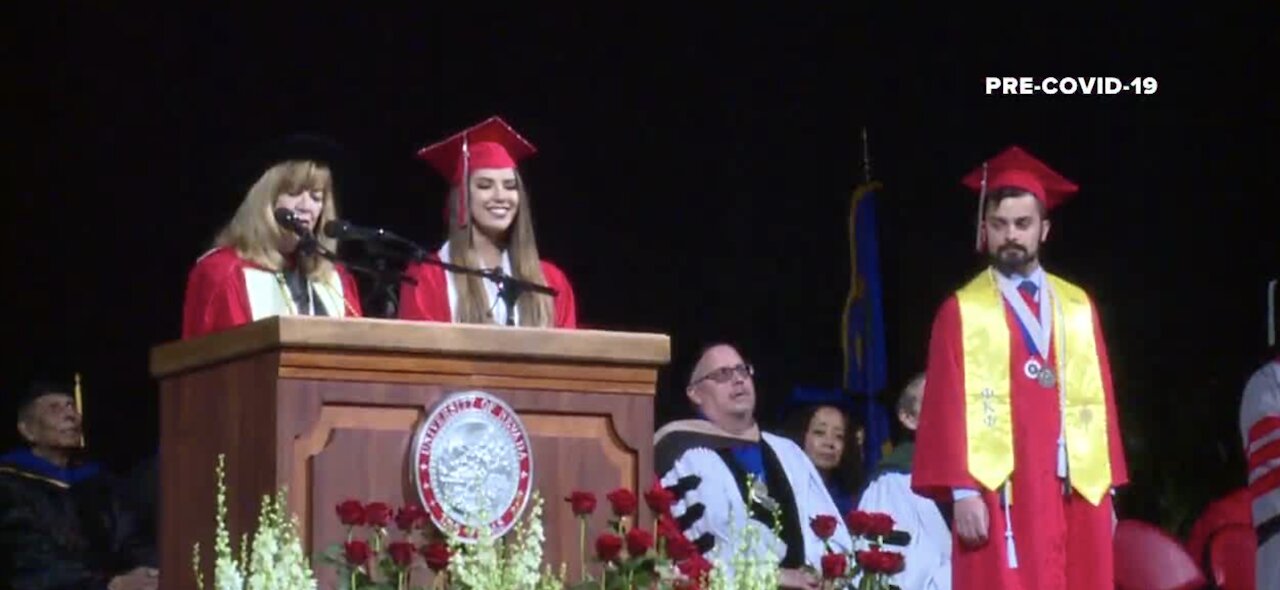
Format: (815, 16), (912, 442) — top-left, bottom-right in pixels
(843, 181), (891, 471)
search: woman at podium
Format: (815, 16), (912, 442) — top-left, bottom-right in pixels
(181, 135), (363, 339)
(398, 116), (577, 328)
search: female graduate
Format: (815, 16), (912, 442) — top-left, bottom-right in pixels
(398, 116), (576, 328)
(181, 135), (362, 339)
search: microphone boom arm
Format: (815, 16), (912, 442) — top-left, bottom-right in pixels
(324, 218), (559, 326)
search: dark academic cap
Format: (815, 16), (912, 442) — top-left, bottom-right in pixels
(786, 386), (858, 416)
(265, 132), (345, 163)
(416, 116), (537, 228)
(233, 133), (355, 194)
(962, 145), (1080, 250)
(15, 380), (75, 414)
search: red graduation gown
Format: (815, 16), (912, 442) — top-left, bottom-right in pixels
(912, 292), (1127, 590)
(397, 255), (577, 328)
(181, 247), (363, 339)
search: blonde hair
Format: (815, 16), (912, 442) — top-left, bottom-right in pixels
(444, 171), (554, 326)
(214, 161), (339, 280)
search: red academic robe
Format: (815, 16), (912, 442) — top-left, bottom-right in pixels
(181, 247), (363, 339)
(397, 255), (577, 328)
(912, 291), (1128, 590)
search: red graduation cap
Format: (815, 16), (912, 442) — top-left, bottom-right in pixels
(961, 145), (1080, 250)
(416, 116), (537, 228)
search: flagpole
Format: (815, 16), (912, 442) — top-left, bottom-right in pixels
(1268, 278), (1277, 348)
(861, 127), (872, 184)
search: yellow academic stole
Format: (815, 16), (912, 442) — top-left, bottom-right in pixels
(955, 269), (1112, 506)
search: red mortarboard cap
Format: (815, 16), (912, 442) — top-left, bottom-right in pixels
(962, 145), (1080, 251)
(417, 116), (537, 185)
(961, 145), (1079, 210)
(416, 116), (537, 227)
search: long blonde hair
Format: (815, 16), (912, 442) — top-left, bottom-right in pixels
(214, 161), (339, 280)
(444, 171), (554, 326)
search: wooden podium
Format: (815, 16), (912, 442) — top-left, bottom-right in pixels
(150, 316), (669, 587)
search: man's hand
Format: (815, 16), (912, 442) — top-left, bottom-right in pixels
(954, 495), (989, 548)
(108, 567), (158, 590)
(778, 567), (820, 589)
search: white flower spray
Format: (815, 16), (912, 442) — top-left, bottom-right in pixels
(706, 473), (782, 590)
(193, 454), (318, 590)
(445, 491), (560, 589)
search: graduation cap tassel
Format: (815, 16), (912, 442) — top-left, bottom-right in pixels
(74, 372), (85, 448)
(974, 162), (989, 252)
(459, 135), (471, 232)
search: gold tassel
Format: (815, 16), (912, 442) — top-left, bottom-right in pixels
(74, 372), (85, 448)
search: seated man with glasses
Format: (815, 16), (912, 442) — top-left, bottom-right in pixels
(655, 343), (854, 589)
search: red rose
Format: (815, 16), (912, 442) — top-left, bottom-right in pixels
(644, 480), (676, 515)
(666, 533), (697, 561)
(344, 540), (371, 566)
(845, 510), (874, 536)
(421, 541), (451, 572)
(565, 491), (597, 516)
(856, 547), (905, 574)
(364, 502), (392, 528)
(678, 554), (713, 582)
(395, 504), (427, 531)
(867, 513), (896, 537)
(821, 552), (848, 579)
(657, 513), (682, 539)
(388, 540), (416, 568)
(606, 488), (638, 516)
(810, 514), (839, 540)
(626, 527), (653, 557)
(880, 550), (905, 574)
(336, 499), (366, 526)
(595, 532), (624, 562)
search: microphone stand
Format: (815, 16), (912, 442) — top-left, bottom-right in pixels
(361, 239), (411, 318)
(278, 213), (415, 318)
(368, 232), (559, 327)
(297, 232), (418, 292)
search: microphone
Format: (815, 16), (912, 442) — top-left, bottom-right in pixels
(273, 208), (319, 254)
(274, 208), (313, 236)
(322, 219), (399, 242)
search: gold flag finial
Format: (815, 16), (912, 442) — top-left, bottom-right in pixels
(74, 372), (85, 447)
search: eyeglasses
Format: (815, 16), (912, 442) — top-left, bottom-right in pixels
(693, 363), (754, 385)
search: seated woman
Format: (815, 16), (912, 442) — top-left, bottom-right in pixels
(783, 387), (866, 518)
(399, 116), (577, 328)
(182, 135), (362, 339)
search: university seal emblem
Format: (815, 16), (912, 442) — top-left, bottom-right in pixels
(412, 391), (533, 541)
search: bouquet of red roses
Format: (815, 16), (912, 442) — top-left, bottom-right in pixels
(808, 510), (905, 590)
(319, 499), (452, 590)
(562, 481), (713, 590)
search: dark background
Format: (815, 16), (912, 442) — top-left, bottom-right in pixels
(6, 5), (1277, 533)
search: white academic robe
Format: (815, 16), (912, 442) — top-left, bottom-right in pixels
(1240, 358), (1280, 590)
(856, 472), (952, 590)
(659, 431), (855, 582)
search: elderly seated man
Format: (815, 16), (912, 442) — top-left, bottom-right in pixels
(0, 380), (157, 590)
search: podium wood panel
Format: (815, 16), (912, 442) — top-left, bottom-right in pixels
(159, 354), (284, 590)
(152, 316), (669, 378)
(154, 317), (667, 589)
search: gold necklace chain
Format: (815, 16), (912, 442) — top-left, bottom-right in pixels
(272, 272), (359, 318)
